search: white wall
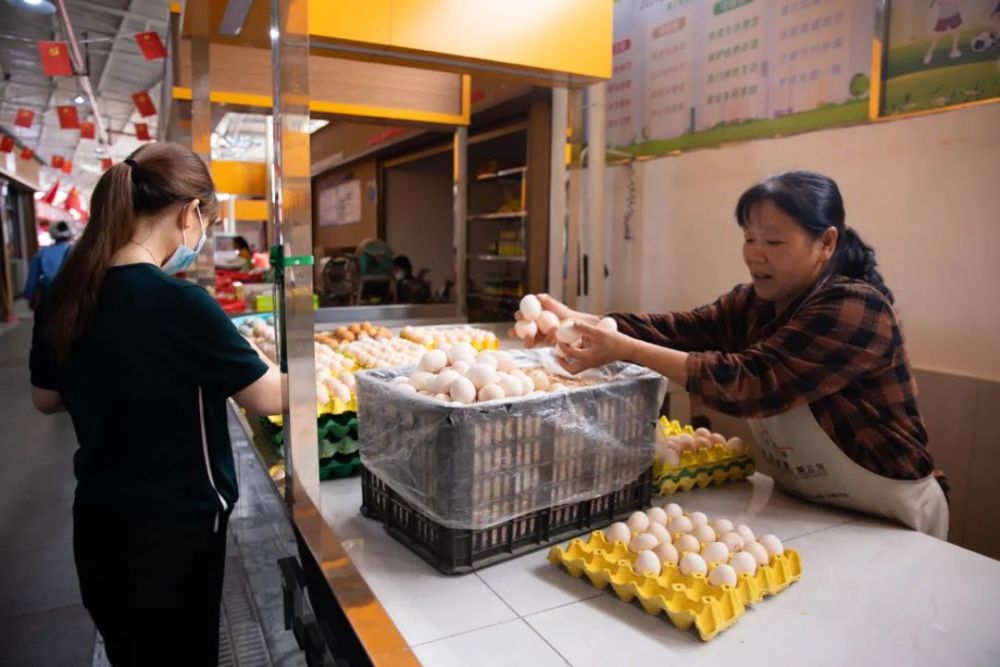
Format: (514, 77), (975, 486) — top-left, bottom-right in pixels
(603, 103), (1000, 381)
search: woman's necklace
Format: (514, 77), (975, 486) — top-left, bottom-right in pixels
(128, 240), (158, 265)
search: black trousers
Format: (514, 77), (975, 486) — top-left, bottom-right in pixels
(73, 506), (228, 666)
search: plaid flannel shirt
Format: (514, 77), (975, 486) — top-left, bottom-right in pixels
(613, 276), (947, 493)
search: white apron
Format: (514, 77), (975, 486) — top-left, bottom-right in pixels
(748, 404), (949, 539)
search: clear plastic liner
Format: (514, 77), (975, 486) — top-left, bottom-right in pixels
(356, 349), (667, 530)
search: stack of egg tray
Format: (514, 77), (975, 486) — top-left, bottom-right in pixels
(548, 530), (802, 641)
(258, 413), (360, 480)
(653, 419), (754, 497)
(400, 325), (500, 352)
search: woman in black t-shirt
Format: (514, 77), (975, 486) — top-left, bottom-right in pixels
(29, 143), (283, 666)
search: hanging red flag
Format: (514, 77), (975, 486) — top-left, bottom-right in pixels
(20, 147), (34, 160)
(37, 41), (74, 77)
(134, 31), (167, 60)
(101, 157), (113, 171)
(14, 108), (34, 128)
(57, 105), (81, 130)
(0, 136), (14, 153)
(42, 180), (61, 204)
(134, 122), (151, 141)
(80, 121), (95, 139)
(61, 159), (73, 174)
(131, 90), (156, 117)
(51, 155), (65, 169)
(64, 187), (84, 214)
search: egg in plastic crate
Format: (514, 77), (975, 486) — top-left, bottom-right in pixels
(548, 522), (802, 641)
(400, 325), (500, 352)
(653, 419), (755, 497)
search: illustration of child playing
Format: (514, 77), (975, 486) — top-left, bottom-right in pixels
(924, 0), (964, 65)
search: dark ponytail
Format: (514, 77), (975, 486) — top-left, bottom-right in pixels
(47, 143), (218, 359)
(735, 170), (894, 303)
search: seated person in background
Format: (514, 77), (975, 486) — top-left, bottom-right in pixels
(393, 255), (431, 303)
(233, 236), (253, 270)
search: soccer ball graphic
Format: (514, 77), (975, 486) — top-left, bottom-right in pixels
(970, 31), (996, 53)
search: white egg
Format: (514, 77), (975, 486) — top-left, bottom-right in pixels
(448, 342), (477, 365)
(647, 524), (671, 546)
(708, 563), (738, 588)
(626, 511), (650, 533)
(604, 522), (631, 544)
(432, 370), (460, 395)
(518, 374), (535, 395)
(653, 541), (679, 566)
(335, 385), (351, 403)
(514, 319), (538, 340)
(633, 550), (662, 577)
(709, 432), (726, 446)
(710, 519), (735, 536)
(694, 427), (712, 438)
(536, 311), (560, 334)
(674, 534), (700, 555)
(528, 370), (550, 391)
(629, 533), (659, 553)
(663, 449), (681, 467)
(498, 375), (524, 398)
(743, 541), (771, 567)
(688, 511), (708, 527)
(474, 351), (498, 369)
(466, 364), (498, 390)
(701, 541), (730, 566)
(451, 360), (471, 376)
(408, 371), (436, 391)
(492, 350), (516, 373)
(519, 294), (542, 321)
(395, 383), (417, 394)
(759, 534), (785, 558)
(339, 371), (356, 389)
(736, 524), (756, 544)
(679, 553), (708, 577)
(556, 320), (581, 344)
(449, 376), (477, 404)
(315, 384), (330, 405)
(664, 503), (684, 519)
(478, 383), (505, 402)
(668, 515), (693, 535)
(692, 524), (717, 544)
(720, 532), (745, 553)
(597, 316), (618, 332)
(727, 437), (747, 454)
(419, 349), (448, 373)
(645, 506), (668, 527)
(509, 368), (525, 377)
(677, 434), (697, 452)
(730, 551), (758, 577)
(434, 393), (451, 402)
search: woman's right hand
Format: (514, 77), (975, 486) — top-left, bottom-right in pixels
(510, 294), (600, 347)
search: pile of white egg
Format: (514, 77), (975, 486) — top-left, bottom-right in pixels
(511, 295), (619, 356)
(603, 503), (785, 588)
(346, 337), (427, 369)
(401, 325), (498, 350)
(655, 427), (749, 468)
(239, 317), (278, 362)
(314, 343), (356, 405)
(391, 344), (570, 404)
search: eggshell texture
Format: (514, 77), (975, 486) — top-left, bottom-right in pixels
(478, 384), (505, 402)
(759, 534), (785, 558)
(466, 364), (498, 390)
(518, 374), (535, 395)
(334, 385), (351, 403)
(726, 437), (746, 453)
(556, 320), (581, 344)
(708, 563), (738, 588)
(694, 436), (712, 450)
(519, 294), (542, 321)
(626, 511), (650, 533)
(408, 371), (436, 391)
(691, 524), (717, 544)
(709, 432), (726, 445)
(674, 534), (700, 555)
(721, 532), (745, 553)
(679, 553), (708, 577)
(449, 376), (476, 404)
(710, 519), (735, 536)
(668, 515), (693, 535)
(537, 311), (560, 334)
(701, 541), (730, 566)
(743, 541), (770, 566)
(598, 317), (618, 332)
(688, 511), (708, 527)
(694, 427), (712, 438)
(514, 319), (538, 340)
(730, 551), (758, 576)
(419, 349), (448, 373)
(664, 503), (684, 519)
(645, 506), (668, 527)
(395, 383), (417, 394)
(316, 384), (330, 405)
(498, 375), (524, 398)
(629, 533), (659, 553)
(634, 550), (662, 577)
(475, 351), (498, 369)
(448, 342), (477, 365)
(528, 370), (550, 391)
(451, 360), (471, 376)
(664, 449), (681, 467)
(736, 524), (756, 544)
(432, 370), (460, 395)
(605, 522), (631, 544)
(434, 393), (451, 402)
(646, 523), (671, 546)
(653, 542), (679, 566)
(492, 350), (516, 373)
(677, 435), (697, 452)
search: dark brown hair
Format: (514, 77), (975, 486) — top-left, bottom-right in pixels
(47, 143), (218, 358)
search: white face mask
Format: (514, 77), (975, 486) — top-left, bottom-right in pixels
(161, 206), (206, 275)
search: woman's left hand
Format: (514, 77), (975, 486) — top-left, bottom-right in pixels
(556, 321), (634, 374)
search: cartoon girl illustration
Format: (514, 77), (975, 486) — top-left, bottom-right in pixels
(923, 0), (964, 65)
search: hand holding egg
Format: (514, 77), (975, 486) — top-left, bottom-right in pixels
(555, 318), (633, 376)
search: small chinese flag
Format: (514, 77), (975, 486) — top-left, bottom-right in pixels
(0, 136), (14, 154)
(37, 41), (74, 77)
(134, 122), (151, 141)
(64, 187), (83, 214)
(14, 108), (34, 128)
(131, 90), (156, 117)
(134, 32), (167, 60)
(57, 105), (81, 130)
(101, 157), (113, 171)
(42, 180), (60, 204)
(80, 121), (95, 139)
(20, 147), (34, 160)
(51, 155), (65, 169)
(61, 159), (73, 174)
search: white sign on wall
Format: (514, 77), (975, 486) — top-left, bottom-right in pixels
(318, 179), (362, 226)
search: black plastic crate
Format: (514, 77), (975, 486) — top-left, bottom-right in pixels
(360, 464), (652, 574)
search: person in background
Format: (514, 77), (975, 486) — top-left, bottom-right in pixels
(23, 220), (74, 310)
(29, 143), (284, 666)
(393, 255), (431, 303)
(233, 235), (253, 270)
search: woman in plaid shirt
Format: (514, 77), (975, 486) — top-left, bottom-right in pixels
(527, 171), (949, 538)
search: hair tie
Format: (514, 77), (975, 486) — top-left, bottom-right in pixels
(124, 157), (137, 170)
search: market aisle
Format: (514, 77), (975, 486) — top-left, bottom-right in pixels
(0, 319), (96, 666)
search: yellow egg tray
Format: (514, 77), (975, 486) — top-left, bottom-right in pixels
(654, 418), (754, 497)
(548, 531), (802, 641)
(266, 394), (357, 424)
(400, 330), (500, 352)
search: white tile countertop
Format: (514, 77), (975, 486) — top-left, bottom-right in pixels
(320, 473), (1000, 667)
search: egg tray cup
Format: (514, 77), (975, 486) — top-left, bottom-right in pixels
(653, 451), (755, 497)
(400, 330), (500, 353)
(319, 451), (362, 480)
(548, 531), (802, 641)
(259, 413), (359, 452)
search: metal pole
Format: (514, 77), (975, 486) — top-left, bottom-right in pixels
(586, 82), (607, 316)
(565, 88), (583, 310)
(189, 0), (214, 292)
(271, 0), (320, 504)
(548, 87), (568, 301)
(452, 126), (468, 318)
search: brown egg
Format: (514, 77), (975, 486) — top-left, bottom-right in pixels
(349, 323), (362, 334)
(334, 326), (349, 339)
(694, 436), (712, 451)
(342, 331), (356, 342)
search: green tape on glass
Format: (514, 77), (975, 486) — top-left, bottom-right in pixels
(269, 246), (314, 280)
